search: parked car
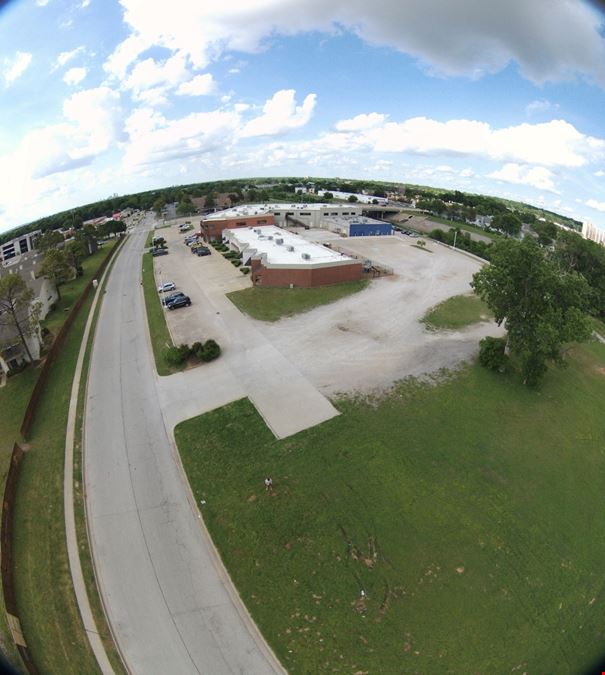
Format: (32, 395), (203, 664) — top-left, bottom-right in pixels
(161, 291), (186, 306)
(151, 248), (168, 256)
(195, 247), (211, 257)
(157, 281), (176, 293)
(166, 295), (191, 310)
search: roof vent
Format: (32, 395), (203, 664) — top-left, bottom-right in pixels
(267, 235), (273, 240)
(275, 238), (283, 245)
(287, 245), (294, 252)
(301, 253), (311, 260)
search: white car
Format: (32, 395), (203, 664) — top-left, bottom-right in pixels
(157, 281), (176, 293)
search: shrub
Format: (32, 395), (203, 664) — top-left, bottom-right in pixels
(201, 339), (221, 362)
(178, 343), (192, 361)
(232, 260), (242, 267)
(191, 341), (203, 356)
(240, 266), (250, 274)
(164, 345), (187, 367)
(479, 336), (508, 372)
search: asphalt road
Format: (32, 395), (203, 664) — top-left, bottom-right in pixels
(84, 217), (284, 675)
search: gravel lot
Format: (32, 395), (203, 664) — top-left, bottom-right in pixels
(253, 235), (502, 395)
(155, 224), (501, 398)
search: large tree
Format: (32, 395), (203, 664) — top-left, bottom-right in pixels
(0, 274), (40, 363)
(492, 212), (522, 236)
(554, 229), (605, 317)
(65, 240), (87, 275)
(471, 237), (592, 386)
(39, 249), (71, 301)
(36, 230), (64, 252)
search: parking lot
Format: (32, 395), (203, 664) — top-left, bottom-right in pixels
(153, 223), (500, 400)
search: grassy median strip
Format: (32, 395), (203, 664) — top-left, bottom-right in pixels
(141, 252), (184, 375)
(175, 340), (605, 674)
(422, 293), (493, 330)
(227, 280), (369, 322)
(12, 293), (101, 674)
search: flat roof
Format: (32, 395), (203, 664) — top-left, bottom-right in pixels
(322, 215), (390, 226)
(203, 202), (360, 221)
(224, 226), (356, 267)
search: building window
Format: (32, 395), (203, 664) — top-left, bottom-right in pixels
(323, 212), (329, 216)
(286, 212), (294, 216)
(236, 221), (246, 225)
(274, 212), (281, 215)
(257, 219), (267, 224)
(300, 212), (311, 216)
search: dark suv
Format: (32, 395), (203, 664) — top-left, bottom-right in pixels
(166, 295), (191, 310)
(162, 291), (186, 306)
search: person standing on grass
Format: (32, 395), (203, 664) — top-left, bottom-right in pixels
(264, 477), (273, 493)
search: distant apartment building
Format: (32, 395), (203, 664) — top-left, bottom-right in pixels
(582, 221), (605, 246)
(0, 229), (41, 263)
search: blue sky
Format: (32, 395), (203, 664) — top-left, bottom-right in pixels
(1, 0), (605, 234)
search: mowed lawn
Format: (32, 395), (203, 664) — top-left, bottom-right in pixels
(176, 340), (605, 674)
(423, 293), (493, 330)
(227, 280), (369, 322)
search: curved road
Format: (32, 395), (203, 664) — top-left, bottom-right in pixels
(84, 219), (283, 675)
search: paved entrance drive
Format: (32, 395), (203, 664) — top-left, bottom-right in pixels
(154, 223), (339, 438)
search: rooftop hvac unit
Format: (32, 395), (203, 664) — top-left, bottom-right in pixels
(287, 245), (295, 252)
(276, 238), (284, 245)
(254, 229), (261, 234)
(267, 235), (273, 240)
(301, 253), (311, 260)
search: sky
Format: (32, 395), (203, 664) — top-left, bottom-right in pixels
(1, 0), (605, 235)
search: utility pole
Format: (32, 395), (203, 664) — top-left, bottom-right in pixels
(453, 229), (458, 249)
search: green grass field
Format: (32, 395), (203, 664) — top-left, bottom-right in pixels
(175, 341), (605, 674)
(12, 294), (101, 674)
(423, 294), (493, 330)
(226, 280), (369, 322)
(141, 252), (184, 375)
(425, 215), (500, 241)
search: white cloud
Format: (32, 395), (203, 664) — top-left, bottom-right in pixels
(459, 167), (475, 177)
(234, 103), (250, 113)
(586, 199), (605, 212)
(36, 0), (50, 5)
(2, 52), (32, 86)
(363, 117), (604, 167)
(63, 67), (87, 85)
(335, 112), (386, 132)
(240, 89), (316, 138)
(488, 163), (559, 193)
(595, 170), (605, 177)
(53, 46), (85, 70)
(228, 68), (240, 74)
(123, 52), (189, 102)
(176, 73), (216, 96)
(123, 107), (241, 167)
(106, 0), (605, 87)
(525, 99), (559, 116)
(81, 0), (91, 7)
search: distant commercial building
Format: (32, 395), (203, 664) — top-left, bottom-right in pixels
(321, 215), (393, 237)
(0, 229), (41, 263)
(223, 226), (362, 288)
(200, 203), (362, 240)
(316, 190), (388, 205)
(582, 221), (605, 246)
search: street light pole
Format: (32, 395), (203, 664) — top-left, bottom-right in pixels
(453, 229), (458, 249)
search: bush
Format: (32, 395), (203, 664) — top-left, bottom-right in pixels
(478, 336), (508, 372)
(191, 341), (203, 356)
(200, 339), (221, 362)
(240, 266), (250, 274)
(232, 260), (242, 267)
(178, 343), (192, 361)
(164, 345), (187, 367)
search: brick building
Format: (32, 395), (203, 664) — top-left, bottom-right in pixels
(200, 213), (275, 241)
(223, 226), (362, 288)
